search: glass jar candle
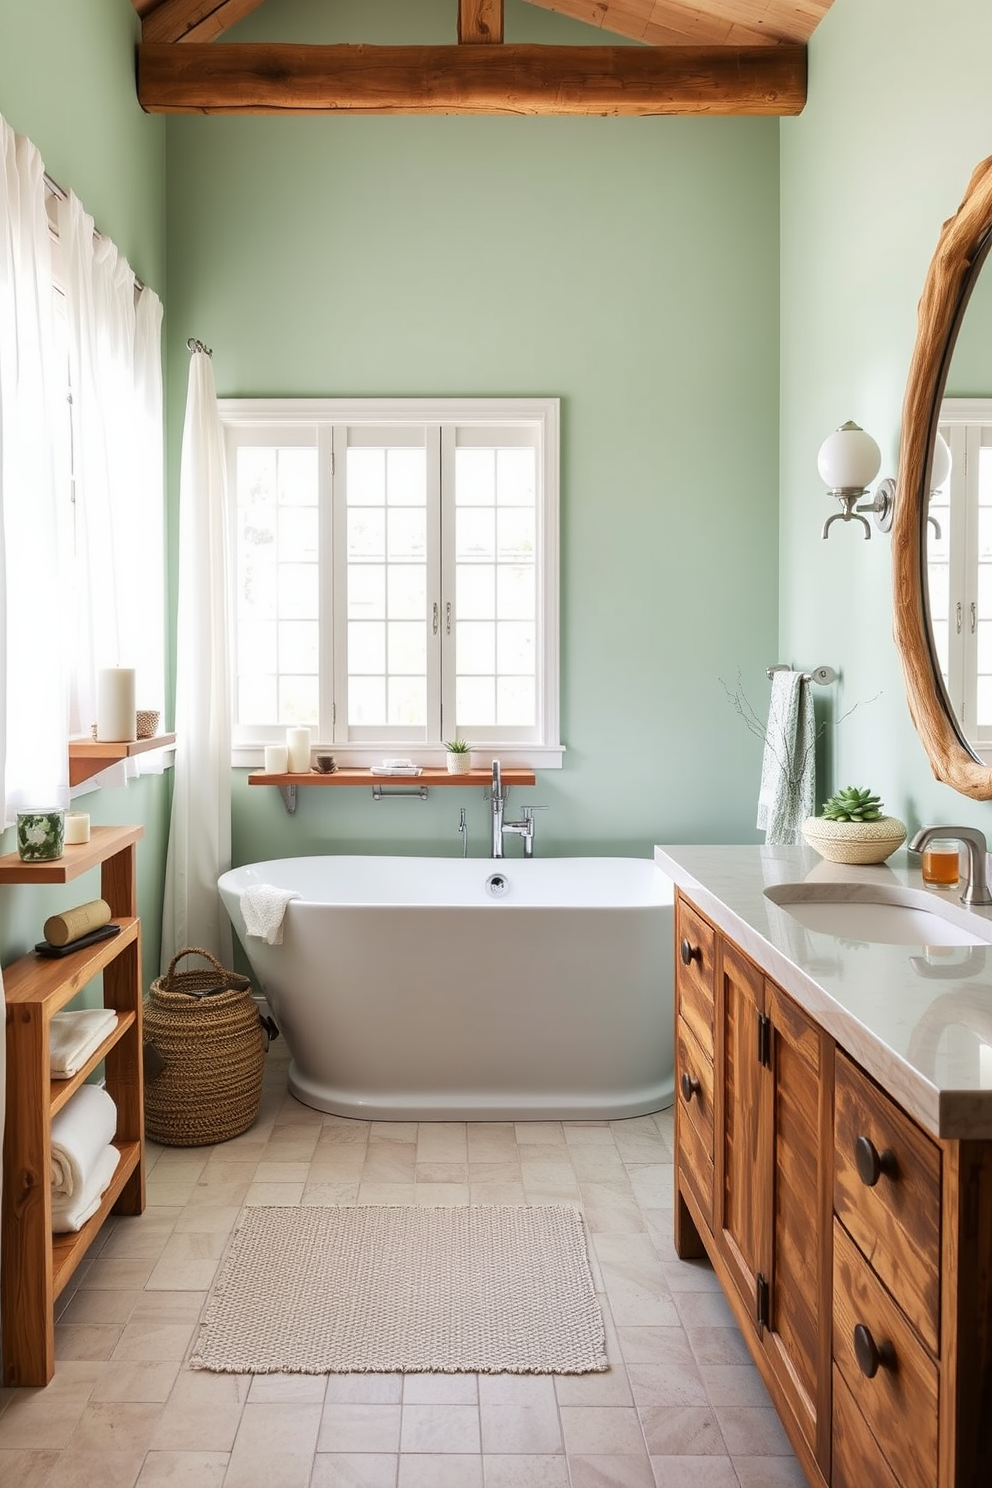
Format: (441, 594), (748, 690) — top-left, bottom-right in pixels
(16, 808), (65, 862)
(921, 839), (960, 886)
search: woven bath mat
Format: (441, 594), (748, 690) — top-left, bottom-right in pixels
(189, 1204), (607, 1375)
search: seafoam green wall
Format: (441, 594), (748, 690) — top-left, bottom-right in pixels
(167, 0), (781, 865)
(780, 0), (992, 833)
(0, 0), (170, 987)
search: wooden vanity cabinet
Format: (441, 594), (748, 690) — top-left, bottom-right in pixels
(675, 895), (830, 1480)
(674, 888), (992, 1488)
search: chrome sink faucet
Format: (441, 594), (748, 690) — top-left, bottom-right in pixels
(490, 760), (545, 858)
(908, 825), (992, 906)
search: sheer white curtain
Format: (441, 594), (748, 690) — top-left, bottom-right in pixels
(161, 347), (233, 965)
(58, 192), (164, 766)
(0, 116), (68, 822)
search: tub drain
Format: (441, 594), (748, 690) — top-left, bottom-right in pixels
(486, 873), (509, 898)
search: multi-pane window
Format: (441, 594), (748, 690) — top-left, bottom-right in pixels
(223, 399), (559, 763)
(930, 402), (992, 755)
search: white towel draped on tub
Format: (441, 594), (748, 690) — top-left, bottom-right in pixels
(241, 884), (300, 945)
(50, 1083), (118, 1198)
(51, 1143), (120, 1233)
(756, 669), (816, 846)
(49, 1007), (118, 1078)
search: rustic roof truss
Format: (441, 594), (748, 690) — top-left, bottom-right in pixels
(131, 0), (835, 117)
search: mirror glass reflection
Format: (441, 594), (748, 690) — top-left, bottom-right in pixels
(926, 237), (992, 764)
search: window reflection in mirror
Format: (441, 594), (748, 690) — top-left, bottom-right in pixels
(928, 248), (992, 763)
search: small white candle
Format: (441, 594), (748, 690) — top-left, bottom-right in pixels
(96, 667), (136, 741)
(286, 727), (311, 773)
(64, 812), (90, 844)
(264, 744), (289, 774)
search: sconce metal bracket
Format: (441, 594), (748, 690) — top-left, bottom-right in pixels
(858, 476), (896, 533)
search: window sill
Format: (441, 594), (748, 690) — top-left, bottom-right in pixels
(231, 744), (564, 771)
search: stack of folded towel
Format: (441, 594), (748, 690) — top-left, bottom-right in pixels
(49, 1007), (118, 1078)
(50, 1084), (120, 1233)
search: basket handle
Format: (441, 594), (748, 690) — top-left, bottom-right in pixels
(163, 946), (230, 985)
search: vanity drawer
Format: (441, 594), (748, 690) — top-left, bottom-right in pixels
(675, 895), (716, 1056)
(676, 1016), (714, 1227)
(832, 1220), (938, 1488)
(831, 1364), (901, 1488)
(833, 1051), (940, 1353)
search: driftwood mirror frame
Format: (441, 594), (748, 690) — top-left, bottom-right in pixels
(893, 155), (992, 798)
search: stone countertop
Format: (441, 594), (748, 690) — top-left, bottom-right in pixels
(654, 843), (992, 1141)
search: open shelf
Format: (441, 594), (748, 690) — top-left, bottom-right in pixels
(51, 1139), (142, 1298)
(247, 767), (536, 788)
(0, 824), (143, 886)
(68, 733), (175, 787)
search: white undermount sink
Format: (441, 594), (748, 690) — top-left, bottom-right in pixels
(764, 882), (991, 946)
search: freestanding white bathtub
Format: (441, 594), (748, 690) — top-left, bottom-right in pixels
(218, 855), (674, 1121)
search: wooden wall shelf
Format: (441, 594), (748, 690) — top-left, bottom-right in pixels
(247, 767), (536, 788)
(1, 825), (145, 1386)
(69, 734), (175, 787)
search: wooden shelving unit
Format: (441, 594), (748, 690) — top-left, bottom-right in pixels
(1, 824), (144, 1387)
(68, 733), (175, 787)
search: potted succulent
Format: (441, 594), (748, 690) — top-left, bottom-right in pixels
(801, 787), (907, 865)
(444, 738), (473, 775)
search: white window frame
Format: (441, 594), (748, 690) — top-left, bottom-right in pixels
(221, 396), (562, 769)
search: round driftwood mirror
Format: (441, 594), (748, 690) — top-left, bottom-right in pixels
(893, 155), (992, 797)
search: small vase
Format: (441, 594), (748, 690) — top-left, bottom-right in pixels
(17, 808), (66, 862)
(446, 753), (472, 774)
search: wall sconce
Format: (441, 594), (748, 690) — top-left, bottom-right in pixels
(818, 420), (892, 539)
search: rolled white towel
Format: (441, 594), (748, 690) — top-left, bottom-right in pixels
(51, 1143), (120, 1234)
(49, 1007), (118, 1078)
(50, 1083), (118, 1198)
(241, 884), (300, 945)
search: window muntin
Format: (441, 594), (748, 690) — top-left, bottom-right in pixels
(223, 399), (559, 764)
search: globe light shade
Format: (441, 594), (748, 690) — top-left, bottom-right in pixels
(930, 431), (952, 491)
(817, 420), (882, 494)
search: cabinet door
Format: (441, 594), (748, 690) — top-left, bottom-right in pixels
(764, 979), (829, 1467)
(716, 939), (771, 1323)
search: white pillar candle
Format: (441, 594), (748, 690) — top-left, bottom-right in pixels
(264, 744), (289, 774)
(96, 668), (136, 741)
(64, 812), (90, 845)
(286, 727), (311, 772)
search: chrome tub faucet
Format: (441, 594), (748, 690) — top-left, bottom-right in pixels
(490, 759), (545, 858)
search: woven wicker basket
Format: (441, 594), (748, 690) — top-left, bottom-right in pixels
(136, 709), (161, 739)
(144, 948), (264, 1147)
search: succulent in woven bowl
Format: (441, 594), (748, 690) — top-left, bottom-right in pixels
(801, 787), (907, 865)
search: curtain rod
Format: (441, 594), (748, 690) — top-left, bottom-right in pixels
(43, 169), (147, 293)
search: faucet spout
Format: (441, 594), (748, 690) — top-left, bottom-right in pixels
(491, 759), (505, 859)
(909, 825), (992, 906)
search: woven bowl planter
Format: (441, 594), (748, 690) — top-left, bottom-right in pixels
(801, 814), (907, 865)
(144, 949), (264, 1147)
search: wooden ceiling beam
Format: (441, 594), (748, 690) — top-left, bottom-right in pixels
(137, 41), (806, 116)
(459, 1), (505, 44)
(142, 0), (269, 45)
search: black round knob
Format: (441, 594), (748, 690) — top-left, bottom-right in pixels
(681, 1071), (701, 1103)
(680, 938), (700, 967)
(853, 1323), (893, 1379)
(855, 1135), (897, 1188)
